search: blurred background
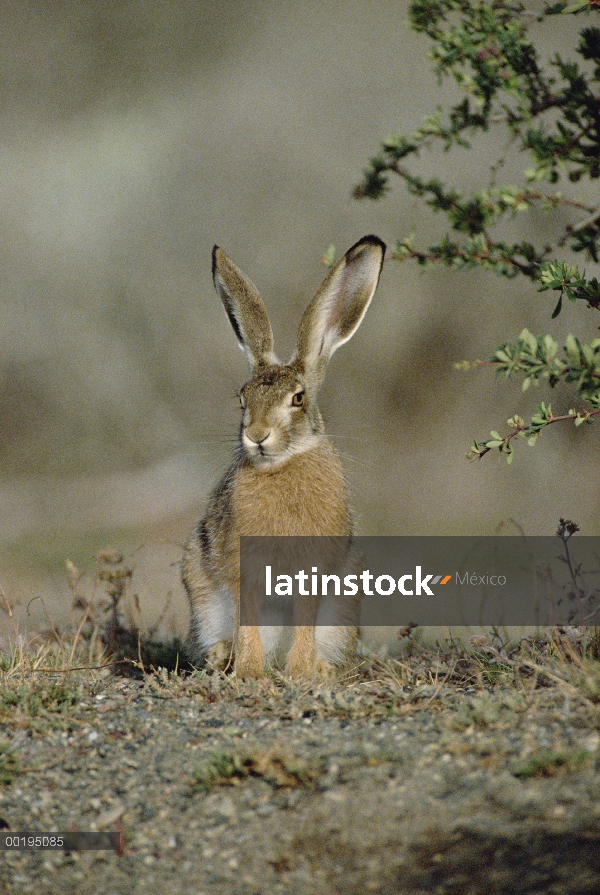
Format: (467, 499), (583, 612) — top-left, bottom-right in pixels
(1, 0), (598, 640)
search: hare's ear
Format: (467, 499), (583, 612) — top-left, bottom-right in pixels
(212, 246), (277, 370)
(294, 235), (385, 389)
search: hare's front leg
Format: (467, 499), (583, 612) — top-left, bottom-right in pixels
(182, 537), (234, 670)
(285, 626), (317, 678)
(286, 589), (320, 677)
(234, 625), (265, 679)
(233, 574), (266, 678)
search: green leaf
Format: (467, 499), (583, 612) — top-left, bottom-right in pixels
(321, 245), (336, 268)
(519, 329), (538, 354)
(562, 0), (591, 13)
(565, 333), (580, 362)
(551, 295), (563, 318)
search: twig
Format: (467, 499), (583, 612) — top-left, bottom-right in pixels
(557, 519), (586, 627)
(558, 207), (600, 247)
(28, 660), (132, 674)
(475, 406), (600, 459)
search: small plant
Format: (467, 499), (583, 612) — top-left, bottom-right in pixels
(190, 750), (251, 790)
(0, 742), (21, 785)
(450, 692), (526, 730)
(555, 518), (598, 626)
(69, 549), (188, 677)
(512, 747), (592, 778)
(0, 679), (82, 732)
(190, 747), (319, 792)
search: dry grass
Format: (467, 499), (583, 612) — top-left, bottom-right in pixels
(0, 548), (599, 731)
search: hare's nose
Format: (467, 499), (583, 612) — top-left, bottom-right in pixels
(246, 429), (271, 445)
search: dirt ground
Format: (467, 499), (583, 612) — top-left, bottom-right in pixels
(0, 643), (599, 895)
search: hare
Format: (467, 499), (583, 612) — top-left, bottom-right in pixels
(182, 235), (385, 679)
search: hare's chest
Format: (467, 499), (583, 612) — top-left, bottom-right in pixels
(233, 455), (349, 537)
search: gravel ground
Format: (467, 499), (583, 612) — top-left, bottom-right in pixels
(1, 656), (600, 895)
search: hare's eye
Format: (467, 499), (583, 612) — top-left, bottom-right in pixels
(291, 391), (305, 408)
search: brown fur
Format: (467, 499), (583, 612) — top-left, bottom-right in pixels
(182, 236), (385, 678)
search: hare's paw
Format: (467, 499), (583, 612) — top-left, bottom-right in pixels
(234, 653), (265, 680)
(285, 627), (317, 678)
(285, 645), (317, 679)
(315, 658), (337, 680)
(205, 640), (233, 672)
